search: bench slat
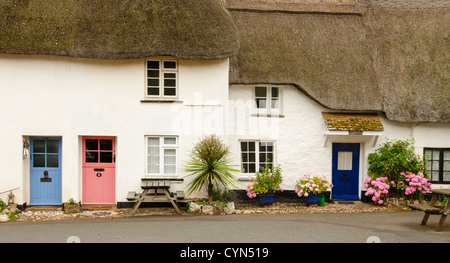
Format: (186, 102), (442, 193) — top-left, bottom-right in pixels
(409, 204), (441, 213)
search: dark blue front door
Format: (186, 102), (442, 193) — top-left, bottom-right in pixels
(332, 143), (360, 200)
(30, 137), (62, 205)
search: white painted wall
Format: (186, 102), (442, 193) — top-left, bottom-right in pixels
(1, 54), (448, 204)
(0, 54), (230, 204)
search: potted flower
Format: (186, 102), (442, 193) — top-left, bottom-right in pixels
(295, 174), (333, 206)
(246, 164), (283, 206)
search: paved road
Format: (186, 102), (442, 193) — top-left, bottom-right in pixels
(1, 211), (448, 243)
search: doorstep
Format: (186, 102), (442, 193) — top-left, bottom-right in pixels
(25, 205), (62, 211)
(82, 205), (116, 210)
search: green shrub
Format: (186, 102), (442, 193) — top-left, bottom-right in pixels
(367, 139), (428, 196)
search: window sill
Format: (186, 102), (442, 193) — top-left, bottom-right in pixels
(141, 100), (183, 103)
(250, 113), (285, 118)
(238, 175), (254, 181)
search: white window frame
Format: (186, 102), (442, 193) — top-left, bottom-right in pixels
(145, 136), (178, 177)
(253, 86), (282, 115)
(145, 59), (178, 100)
(239, 140), (276, 176)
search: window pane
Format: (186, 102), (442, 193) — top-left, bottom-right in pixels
(426, 161), (431, 171)
(260, 153), (267, 163)
(86, 139), (98, 150)
(255, 98), (266, 109)
(163, 61), (177, 69)
(164, 79), (176, 87)
(249, 163), (256, 173)
(164, 165), (176, 174)
(147, 61), (160, 69)
(433, 150), (440, 159)
(33, 140), (45, 153)
(164, 137), (176, 145)
(47, 154), (59, 167)
(444, 171), (450, 182)
(242, 163), (248, 173)
(272, 87), (279, 98)
(147, 155), (160, 174)
(432, 160), (439, 170)
(100, 140), (113, 150)
(148, 79), (160, 87)
(255, 86), (267, 97)
(164, 149), (176, 165)
(266, 142), (273, 152)
(444, 160), (450, 171)
(33, 154), (45, 167)
(148, 163), (159, 174)
(100, 152), (113, 163)
(164, 88), (176, 96)
(148, 88), (160, 96)
(432, 171), (439, 181)
(148, 137), (160, 146)
(271, 99), (279, 109)
(148, 146), (159, 155)
(86, 151), (98, 163)
(241, 153), (248, 162)
(164, 73), (176, 79)
(47, 140), (59, 153)
(241, 142), (248, 151)
(259, 142), (266, 152)
(147, 70), (159, 78)
(424, 150), (432, 160)
(249, 142), (255, 151)
(338, 152), (353, 170)
(444, 151), (450, 161)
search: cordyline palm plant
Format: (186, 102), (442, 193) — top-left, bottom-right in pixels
(184, 135), (238, 202)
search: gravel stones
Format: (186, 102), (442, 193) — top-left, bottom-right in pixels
(9, 201), (400, 223)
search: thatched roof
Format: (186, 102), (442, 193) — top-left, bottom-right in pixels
(227, 0), (450, 123)
(0, 0), (239, 60)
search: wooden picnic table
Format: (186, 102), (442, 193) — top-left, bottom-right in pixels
(409, 188), (450, 231)
(128, 178), (184, 215)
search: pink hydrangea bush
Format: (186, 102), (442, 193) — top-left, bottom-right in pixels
(364, 171), (432, 205)
(364, 176), (390, 204)
(393, 171), (431, 203)
(295, 174), (333, 197)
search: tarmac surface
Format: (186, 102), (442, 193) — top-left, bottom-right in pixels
(1, 210), (448, 243)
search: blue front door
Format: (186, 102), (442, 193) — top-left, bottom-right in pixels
(30, 137), (62, 205)
(332, 143), (360, 200)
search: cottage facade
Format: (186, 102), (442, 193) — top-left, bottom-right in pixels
(0, 0), (449, 206)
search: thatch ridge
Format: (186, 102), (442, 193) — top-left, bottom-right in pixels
(0, 0), (239, 60)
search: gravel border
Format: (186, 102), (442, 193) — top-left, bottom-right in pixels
(11, 201), (406, 223)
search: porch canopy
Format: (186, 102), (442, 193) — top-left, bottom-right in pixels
(322, 112), (384, 147)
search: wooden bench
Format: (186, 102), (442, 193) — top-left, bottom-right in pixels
(128, 179), (185, 215)
(409, 189), (450, 232)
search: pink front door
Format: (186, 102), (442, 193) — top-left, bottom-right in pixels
(82, 136), (116, 204)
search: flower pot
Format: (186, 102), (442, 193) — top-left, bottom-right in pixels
(258, 192), (274, 206)
(305, 193), (321, 207)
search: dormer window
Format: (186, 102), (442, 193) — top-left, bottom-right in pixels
(146, 59), (178, 99)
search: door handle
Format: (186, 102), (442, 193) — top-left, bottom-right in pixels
(43, 171), (49, 178)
